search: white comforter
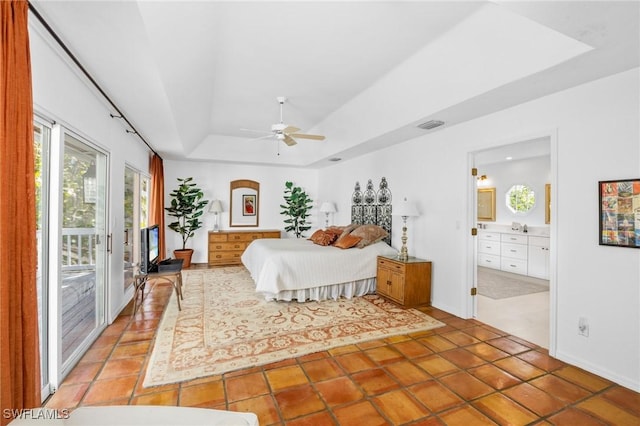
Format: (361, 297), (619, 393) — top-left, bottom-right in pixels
(241, 238), (397, 296)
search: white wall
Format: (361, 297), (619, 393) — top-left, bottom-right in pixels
(318, 68), (640, 390)
(479, 155), (550, 226)
(163, 161), (319, 263)
(31, 26), (151, 322)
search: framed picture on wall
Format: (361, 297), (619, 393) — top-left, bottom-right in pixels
(242, 194), (256, 216)
(598, 178), (640, 248)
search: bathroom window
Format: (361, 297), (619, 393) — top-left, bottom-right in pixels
(506, 184), (535, 214)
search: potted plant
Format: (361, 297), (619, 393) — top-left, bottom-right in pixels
(280, 181), (313, 238)
(165, 177), (208, 267)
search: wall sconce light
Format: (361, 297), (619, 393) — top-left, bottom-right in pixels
(208, 200), (223, 232)
(392, 198), (420, 261)
(476, 174), (488, 187)
(319, 202), (337, 227)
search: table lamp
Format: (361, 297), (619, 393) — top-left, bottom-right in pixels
(393, 198), (419, 261)
(319, 202), (337, 227)
(209, 200), (223, 232)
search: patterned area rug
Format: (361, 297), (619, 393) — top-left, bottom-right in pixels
(144, 267), (444, 387)
(478, 267), (549, 299)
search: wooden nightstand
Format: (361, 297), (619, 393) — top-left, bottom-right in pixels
(376, 255), (432, 307)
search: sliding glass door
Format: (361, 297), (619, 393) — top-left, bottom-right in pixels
(56, 130), (108, 380)
(124, 166), (150, 292)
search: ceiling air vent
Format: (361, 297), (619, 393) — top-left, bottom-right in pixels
(329, 157), (342, 162)
(417, 120), (445, 130)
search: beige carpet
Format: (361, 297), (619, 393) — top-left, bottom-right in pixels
(143, 267), (444, 387)
(478, 267), (549, 299)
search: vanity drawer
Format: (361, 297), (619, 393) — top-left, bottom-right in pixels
(501, 233), (528, 244)
(479, 231), (501, 241)
(501, 257), (527, 274)
(502, 242), (528, 260)
(478, 253), (500, 270)
(478, 240), (501, 256)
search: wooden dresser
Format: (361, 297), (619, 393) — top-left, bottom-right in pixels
(376, 255), (432, 307)
(208, 229), (280, 266)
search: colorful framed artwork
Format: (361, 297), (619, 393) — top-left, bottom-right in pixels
(598, 178), (640, 248)
(242, 194), (256, 216)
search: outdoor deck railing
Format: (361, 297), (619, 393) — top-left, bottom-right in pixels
(62, 227), (95, 271)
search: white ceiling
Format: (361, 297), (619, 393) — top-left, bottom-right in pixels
(30, 1), (639, 168)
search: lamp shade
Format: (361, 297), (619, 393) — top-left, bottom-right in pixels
(319, 202), (337, 213)
(393, 198), (419, 217)
(208, 200), (223, 213)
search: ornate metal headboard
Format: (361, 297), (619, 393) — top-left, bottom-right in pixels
(351, 177), (392, 244)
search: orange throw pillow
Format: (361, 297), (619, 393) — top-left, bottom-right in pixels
(334, 234), (362, 249)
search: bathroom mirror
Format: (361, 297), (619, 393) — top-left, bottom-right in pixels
(230, 179), (259, 227)
(505, 184), (535, 215)
(477, 187), (496, 221)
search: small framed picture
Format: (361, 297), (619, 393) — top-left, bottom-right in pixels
(598, 178), (640, 248)
(242, 194), (256, 216)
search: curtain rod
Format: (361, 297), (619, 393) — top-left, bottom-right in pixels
(27, 1), (161, 159)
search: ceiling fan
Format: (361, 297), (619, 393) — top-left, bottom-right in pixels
(242, 97), (325, 146)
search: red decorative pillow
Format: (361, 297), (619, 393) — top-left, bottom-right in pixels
(333, 234), (362, 249)
(350, 224), (388, 248)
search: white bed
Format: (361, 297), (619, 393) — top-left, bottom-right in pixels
(241, 238), (397, 301)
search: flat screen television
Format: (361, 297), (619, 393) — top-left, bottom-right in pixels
(140, 224), (160, 273)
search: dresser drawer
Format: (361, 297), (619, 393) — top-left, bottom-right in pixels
(208, 250), (242, 263)
(228, 232), (263, 242)
(209, 241), (246, 251)
(478, 240), (500, 256)
(501, 257), (527, 274)
(501, 242), (528, 260)
(501, 233), (528, 244)
(478, 253), (500, 269)
(209, 233), (229, 243)
(377, 257), (406, 274)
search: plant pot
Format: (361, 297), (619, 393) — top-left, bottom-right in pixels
(173, 249), (194, 269)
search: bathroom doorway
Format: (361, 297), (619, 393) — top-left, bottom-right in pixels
(472, 136), (553, 348)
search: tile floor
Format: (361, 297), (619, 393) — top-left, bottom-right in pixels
(45, 267), (640, 425)
(476, 268), (550, 349)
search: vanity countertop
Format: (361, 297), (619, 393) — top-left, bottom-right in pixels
(479, 225), (549, 237)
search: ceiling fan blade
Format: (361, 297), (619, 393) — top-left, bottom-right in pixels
(290, 133), (325, 140)
(247, 134), (275, 143)
(282, 126), (300, 134)
(283, 135), (297, 146)
(240, 128), (272, 135)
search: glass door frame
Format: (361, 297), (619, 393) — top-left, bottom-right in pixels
(48, 124), (110, 388)
(34, 116), (52, 400)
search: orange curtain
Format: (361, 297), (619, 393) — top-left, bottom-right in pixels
(149, 153), (166, 259)
(0, 1), (42, 424)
